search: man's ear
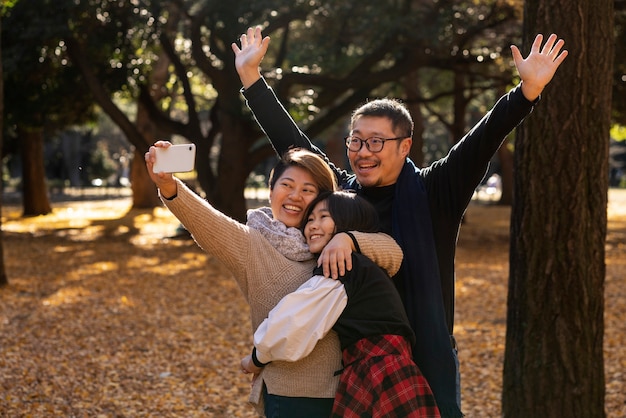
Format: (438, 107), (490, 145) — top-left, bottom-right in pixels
(401, 138), (413, 158)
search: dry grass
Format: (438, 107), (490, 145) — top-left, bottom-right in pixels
(0, 189), (624, 417)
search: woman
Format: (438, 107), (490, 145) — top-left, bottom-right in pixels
(145, 143), (403, 417)
(242, 191), (440, 417)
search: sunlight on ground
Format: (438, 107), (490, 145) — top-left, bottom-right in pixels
(2, 201), (130, 232)
(1, 200), (180, 241)
(42, 286), (93, 307)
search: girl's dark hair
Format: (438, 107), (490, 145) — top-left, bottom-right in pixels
(301, 190), (380, 234)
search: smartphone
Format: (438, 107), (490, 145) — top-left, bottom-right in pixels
(152, 143), (196, 173)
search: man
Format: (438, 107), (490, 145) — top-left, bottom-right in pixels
(232, 28), (567, 417)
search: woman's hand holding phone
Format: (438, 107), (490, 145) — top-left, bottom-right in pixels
(144, 141), (180, 198)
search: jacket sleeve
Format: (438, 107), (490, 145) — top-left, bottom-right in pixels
(424, 84), (536, 218)
(242, 78), (352, 186)
(243, 77), (316, 156)
(253, 275), (347, 364)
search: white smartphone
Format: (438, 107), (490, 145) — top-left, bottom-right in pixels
(152, 143), (196, 173)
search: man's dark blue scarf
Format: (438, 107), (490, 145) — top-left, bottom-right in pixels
(392, 160), (463, 418)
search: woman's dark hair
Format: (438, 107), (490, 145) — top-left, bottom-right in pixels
(268, 148), (337, 193)
(300, 190), (380, 234)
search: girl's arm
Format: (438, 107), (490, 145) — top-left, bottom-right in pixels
(318, 232), (403, 279)
(248, 275), (347, 365)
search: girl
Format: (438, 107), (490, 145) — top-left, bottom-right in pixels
(242, 191), (440, 417)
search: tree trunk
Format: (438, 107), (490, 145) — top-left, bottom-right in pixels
(130, 147), (161, 209)
(325, 123), (348, 171)
(60, 130), (84, 187)
(210, 112), (254, 222)
(131, 99), (164, 209)
(404, 71), (425, 167)
(19, 126), (52, 216)
(503, 1), (613, 416)
(0, 17), (7, 288)
(451, 70), (469, 146)
(129, 29), (179, 210)
(497, 142), (514, 205)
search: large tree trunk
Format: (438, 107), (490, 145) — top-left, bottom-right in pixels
(497, 143), (514, 205)
(19, 126), (52, 216)
(503, 1), (613, 416)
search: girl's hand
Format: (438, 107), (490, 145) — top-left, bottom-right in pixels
(317, 233), (354, 279)
(241, 354), (263, 375)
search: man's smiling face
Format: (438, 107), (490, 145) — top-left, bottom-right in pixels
(347, 116), (411, 188)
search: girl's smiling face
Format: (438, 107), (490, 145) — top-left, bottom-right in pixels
(303, 200), (336, 254)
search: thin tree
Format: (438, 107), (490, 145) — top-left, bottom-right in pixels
(503, 1), (613, 417)
(0, 15), (7, 287)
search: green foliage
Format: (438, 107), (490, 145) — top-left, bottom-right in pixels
(251, 0), (522, 137)
(65, 0), (159, 89)
(2, 0), (96, 130)
(4, 0), (589, 217)
(611, 125), (626, 141)
(0, 0), (18, 16)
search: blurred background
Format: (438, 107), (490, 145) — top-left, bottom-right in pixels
(2, 0), (625, 219)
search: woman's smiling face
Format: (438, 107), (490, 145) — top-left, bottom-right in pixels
(269, 166), (320, 228)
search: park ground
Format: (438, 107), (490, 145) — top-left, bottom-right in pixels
(0, 189), (625, 417)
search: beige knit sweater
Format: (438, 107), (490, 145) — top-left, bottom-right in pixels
(163, 179), (403, 411)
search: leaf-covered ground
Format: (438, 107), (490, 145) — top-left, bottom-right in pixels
(1, 190), (625, 417)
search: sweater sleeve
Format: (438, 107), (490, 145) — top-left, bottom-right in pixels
(350, 231), (404, 277)
(160, 178), (253, 297)
(253, 275), (347, 364)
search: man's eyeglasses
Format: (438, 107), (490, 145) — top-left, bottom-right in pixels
(344, 135), (407, 153)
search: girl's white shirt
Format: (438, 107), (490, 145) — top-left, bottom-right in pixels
(253, 275), (347, 364)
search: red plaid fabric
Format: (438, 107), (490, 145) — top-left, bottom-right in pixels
(332, 334), (440, 418)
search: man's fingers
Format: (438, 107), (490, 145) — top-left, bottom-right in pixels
(553, 49), (569, 66)
(540, 33), (557, 55)
(531, 33), (544, 53)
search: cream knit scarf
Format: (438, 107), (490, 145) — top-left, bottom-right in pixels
(246, 207), (313, 262)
